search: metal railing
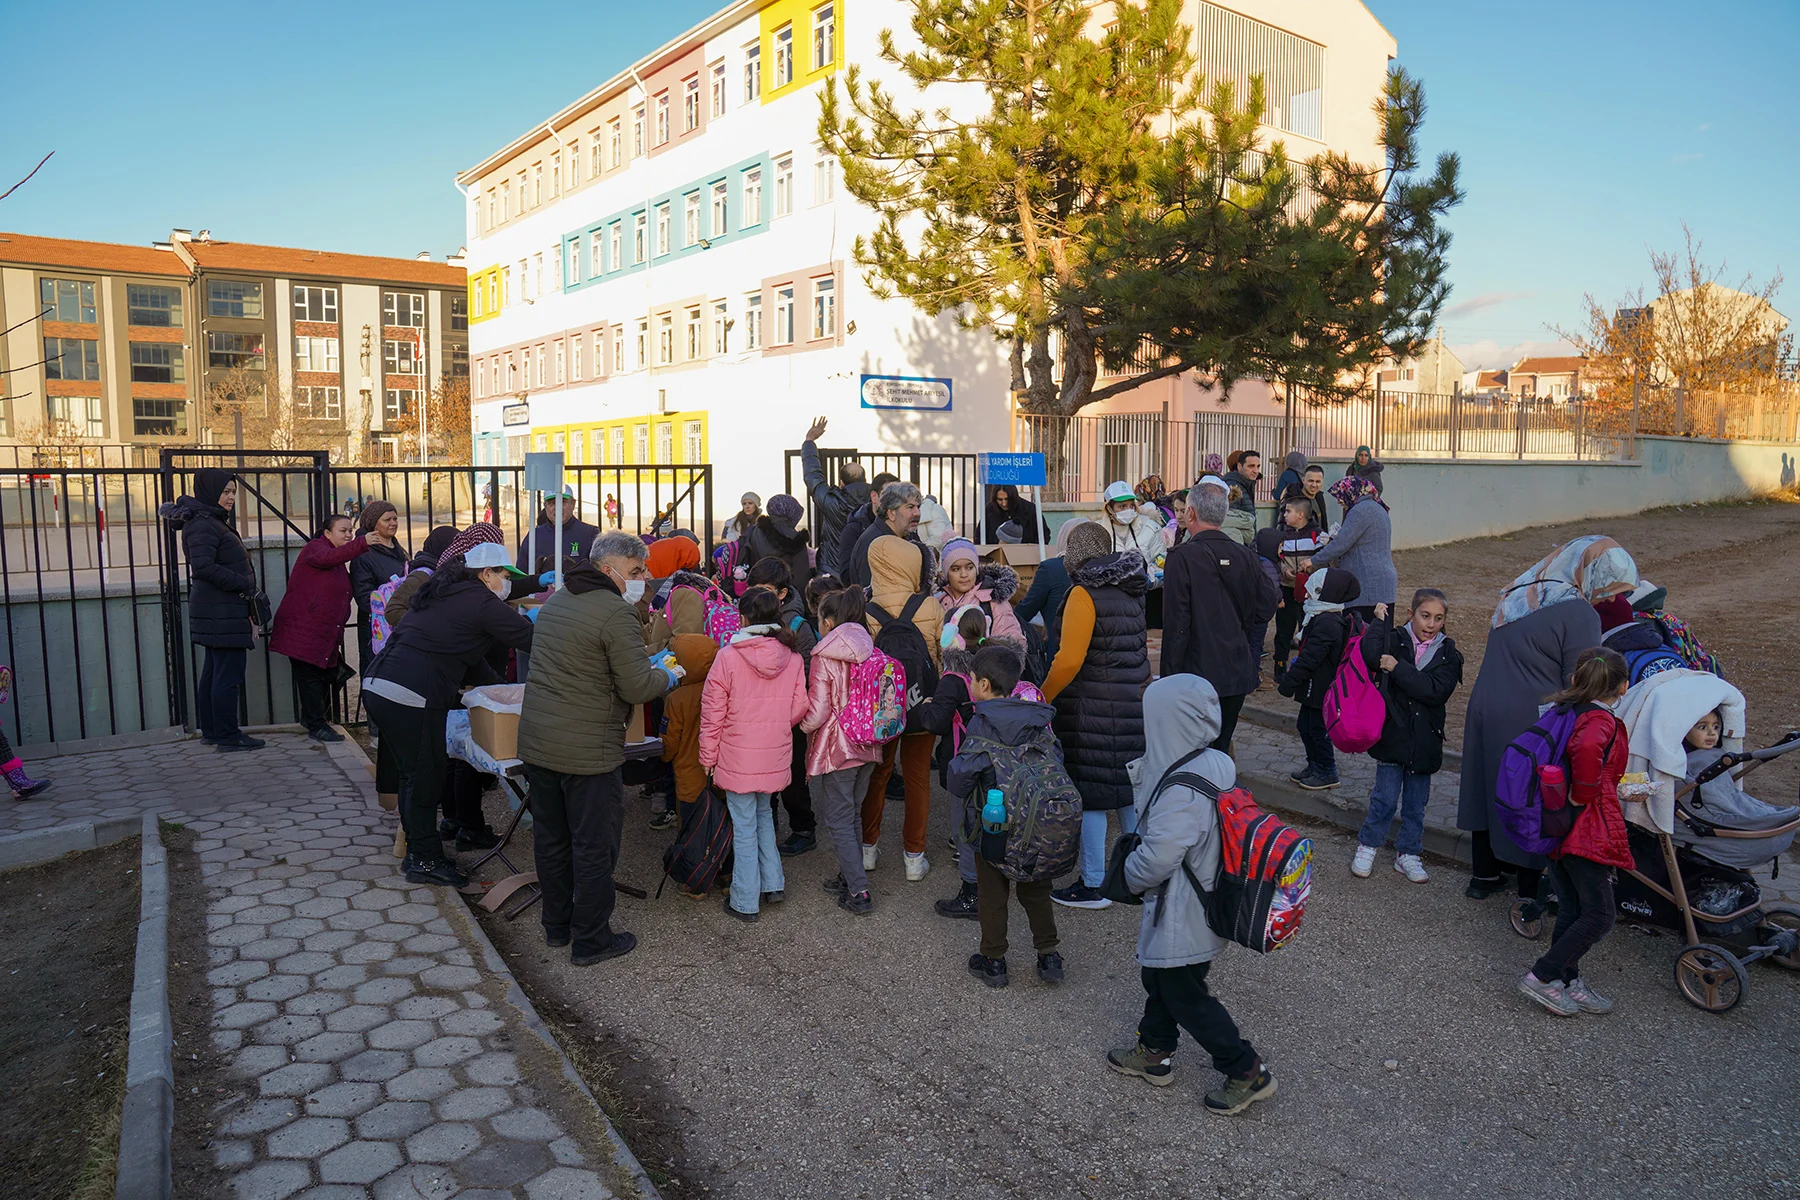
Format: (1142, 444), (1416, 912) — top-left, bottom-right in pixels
(1016, 413), (1289, 503)
(783, 449), (982, 546)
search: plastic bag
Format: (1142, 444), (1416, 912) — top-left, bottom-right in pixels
(462, 683), (525, 715)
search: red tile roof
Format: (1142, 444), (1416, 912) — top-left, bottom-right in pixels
(1476, 369), (1507, 388)
(0, 231), (189, 277)
(1512, 355), (1585, 375)
(183, 240), (465, 287)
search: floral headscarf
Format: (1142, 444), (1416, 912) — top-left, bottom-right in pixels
(1329, 475), (1383, 511)
(1201, 452), (1225, 476)
(443, 521), (504, 562)
(1491, 535), (1640, 630)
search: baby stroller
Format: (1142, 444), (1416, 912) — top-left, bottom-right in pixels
(1510, 670), (1800, 1013)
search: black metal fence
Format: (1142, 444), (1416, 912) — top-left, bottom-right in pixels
(783, 448), (982, 548)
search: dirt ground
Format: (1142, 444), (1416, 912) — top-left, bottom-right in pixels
(0, 837), (140, 1200)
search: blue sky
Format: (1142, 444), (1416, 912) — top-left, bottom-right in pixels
(3, 0), (1793, 370)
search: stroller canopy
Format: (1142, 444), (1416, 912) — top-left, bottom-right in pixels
(1679, 747), (1800, 870)
(1614, 668), (1745, 835)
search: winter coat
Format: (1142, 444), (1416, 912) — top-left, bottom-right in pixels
(1305, 497), (1396, 606)
(365, 578), (534, 710)
(516, 563), (670, 775)
(166, 496), (256, 649)
(982, 497), (1048, 543)
(743, 512), (812, 590)
(1345, 456), (1385, 494)
(848, 520), (932, 591)
(698, 632), (810, 793)
(1278, 610), (1358, 709)
(935, 562), (1024, 645)
(515, 518), (600, 575)
(1108, 511), (1167, 586)
(1125, 675), (1232, 969)
(1253, 522), (1324, 601)
(1279, 484), (1331, 536)
(1162, 530), (1280, 699)
(1555, 705), (1633, 869)
(946, 698), (1065, 846)
(834, 502), (880, 580)
(865, 536), (943, 668)
(1013, 556), (1070, 628)
(1045, 552), (1150, 811)
(661, 634), (720, 805)
(1221, 471), (1259, 520)
(799, 622), (885, 776)
(381, 549), (443, 636)
(775, 585), (818, 666)
(802, 440), (869, 577)
(350, 540), (410, 617)
(664, 571), (723, 638)
(1361, 616), (1463, 774)
(270, 534), (370, 669)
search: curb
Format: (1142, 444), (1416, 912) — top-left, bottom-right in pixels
(1240, 701), (1465, 772)
(115, 813), (174, 1200)
(0, 815), (141, 872)
(1237, 768), (1473, 868)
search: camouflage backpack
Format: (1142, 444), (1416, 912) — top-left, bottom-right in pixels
(960, 710), (1082, 884)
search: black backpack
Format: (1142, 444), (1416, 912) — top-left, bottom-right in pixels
(657, 785), (733, 897)
(868, 594), (940, 734)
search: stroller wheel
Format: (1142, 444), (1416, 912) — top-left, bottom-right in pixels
(1756, 902), (1800, 971)
(1509, 898), (1547, 940)
(1674, 943), (1748, 1014)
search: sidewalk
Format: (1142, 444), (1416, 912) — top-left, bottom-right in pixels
(12, 732), (654, 1200)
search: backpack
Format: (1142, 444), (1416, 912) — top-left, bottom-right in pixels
(368, 569), (422, 655)
(1647, 612), (1723, 677)
(839, 649), (908, 747)
(943, 672), (1046, 754)
(868, 595), (941, 732)
(1323, 622), (1385, 753)
(671, 581), (742, 647)
(1493, 704), (1585, 857)
(1622, 643), (1687, 685)
(712, 541), (747, 597)
(959, 714), (1081, 883)
(657, 785), (734, 897)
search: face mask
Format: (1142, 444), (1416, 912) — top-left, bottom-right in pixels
(1111, 507), (1136, 524)
(484, 574), (509, 600)
(618, 577), (646, 604)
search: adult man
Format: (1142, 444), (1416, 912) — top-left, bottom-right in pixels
(1222, 451), (1261, 532)
(518, 532), (679, 966)
(516, 486), (602, 576)
(800, 417), (869, 578)
(834, 470), (900, 577)
(844, 481), (930, 589)
(1282, 464), (1330, 533)
(1160, 485), (1278, 751)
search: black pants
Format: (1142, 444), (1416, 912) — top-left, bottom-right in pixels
(363, 694), (448, 863)
(527, 765), (627, 957)
(1346, 604), (1379, 625)
(1533, 855), (1616, 983)
(443, 760), (491, 832)
(197, 647), (247, 741)
(1273, 598), (1302, 671)
(289, 657), (335, 733)
(975, 855), (1058, 960)
(1471, 829), (1543, 900)
(776, 729), (816, 834)
(1213, 694), (1245, 752)
(1296, 704), (1335, 774)
(1138, 961), (1259, 1077)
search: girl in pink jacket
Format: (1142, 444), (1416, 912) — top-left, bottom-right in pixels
(700, 586), (810, 922)
(934, 538), (1025, 645)
(800, 587), (884, 915)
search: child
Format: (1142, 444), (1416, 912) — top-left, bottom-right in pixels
(1685, 708), (1722, 754)
(0, 665), (50, 798)
(798, 587), (885, 915)
(698, 586), (811, 922)
(805, 573), (844, 629)
(747, 557), (819, 856)
(934, 538), (1025, 644)
(1276, 569), (1361, 790)
(1351, 589), (1464, 883)
(658, 633), (721, 895)
(948, 644), (1064, 989)
(1519, 646), (1632, 1018)
(1253, 496), (1325, 677)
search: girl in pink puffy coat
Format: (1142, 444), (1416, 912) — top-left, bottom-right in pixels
(699, 585), (810, 922)
(799, 587), (885, 915)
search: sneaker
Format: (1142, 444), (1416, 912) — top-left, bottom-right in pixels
(1517, 972), (1580, 1016)
(1465, 875), (1509, 900)
(647, 810), (677, 831)
(934, 881), (980, 920)
(862, 844), (879, 872)
(904, 851), (930, 882)
(1564, 977), (1614, 1015)
(1394, 854), (1429, 884)
(1035, 951), (1065, 984)
(762, 890), (785, 905)
(455, 825), (501, 851)
(838, 890), (873, 916)
(1293, 768), (1338, 791)
(821, 873), (848, 895)
(307, 726), (344, 743)
(1350, 845), (1377, 877)
(572, 932), (638, 967)
(217, 733), (267, 753)
(1107, 1042), (1175, 1088)
(778, 831), (816, 857)
(403, 855), (469, 888)
(966, 953), (1009, 988)
(1204, 1066), (1278, 1115)
(544, 929), (571, 948)
(1051, 883), (1112, 910)
(721, 897), (759, 924)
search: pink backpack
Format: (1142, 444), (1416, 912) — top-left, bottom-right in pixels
(1323, 624), (1386, 753)
(944, 672), (1046, 753)
(839, 650), (908, 747)
(671, 582), (742, 646)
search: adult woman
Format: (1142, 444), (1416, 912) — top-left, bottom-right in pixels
(933, 537), (1024, 644)
(1304, 476), (1395, 622)
(1272, 450), (1308, 503)
(379, 525), (459, 640)
(725, 492), (761, 543)
(362, 531), (535, 886)
(1013, 518), (1086, 630)
(1344, 445), (1385, 495)
(1043, 520), (1150, 909)
(270, 514), (369, 743)
(350, 500), (409, 674)
(983, 484), (1047, 543)
(1457, 536), (1636, 902)
(743, 494), (812, 588)
(163, 468), (262, 752)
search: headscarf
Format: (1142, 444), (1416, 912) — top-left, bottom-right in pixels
(443, 521), (504, 563)
(1201, 452), (1225, 476)
(766, 494), (803, 524)
(646, 534), (702, 578)
(1051, 517), (1090, 558)
(1490, 535), (1640, 630)
(1329, 475), (1383, 511)
(1302, 568), (1360, 631)
(1135, 674), (1224, 800)
(1354, 445), (1374, 466)
(358, 499), (397, 534)
(194, 468), (234, 508)
(865, 536), (942, 656)
(421, 525), (458, 559)
(1063, 520), (1114, 574)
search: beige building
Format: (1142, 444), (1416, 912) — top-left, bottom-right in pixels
(1380, 332), (1464, 394)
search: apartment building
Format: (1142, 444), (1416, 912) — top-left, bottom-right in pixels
(456, 0), (1398, 512)
(0, 230), (467, 461)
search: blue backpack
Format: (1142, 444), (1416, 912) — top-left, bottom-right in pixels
(1493, 704), (1584, 856)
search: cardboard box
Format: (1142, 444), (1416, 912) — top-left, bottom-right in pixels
(468, 706), (521, 761)
(625, 704), (646, 744)
(981, 543), (1041, 592)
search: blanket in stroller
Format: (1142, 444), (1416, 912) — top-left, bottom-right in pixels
(1680, 747), (1800, 870)
(1615, 668), (1746, 835)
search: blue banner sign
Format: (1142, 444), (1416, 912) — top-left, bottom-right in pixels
(977, 452), (1047, 487)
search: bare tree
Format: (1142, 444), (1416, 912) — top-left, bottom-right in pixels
(383, 376), (471, 464)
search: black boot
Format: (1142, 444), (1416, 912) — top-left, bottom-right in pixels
(934, 880), (979, 920)
(404, 854), (469, 888)
(455, 825), (501, 851)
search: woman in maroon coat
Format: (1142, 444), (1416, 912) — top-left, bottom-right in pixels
(272, 514), (369, 742)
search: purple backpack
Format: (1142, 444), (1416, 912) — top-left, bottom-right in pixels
(1494, 705), (1583, 856)
(1323, 625), (1385, 753)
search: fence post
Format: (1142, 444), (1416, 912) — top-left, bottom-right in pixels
(1628, 377), (1640, 459)
(1450, 383), (1461, 460)
(1576, 398), (1586, 462)
(1516, 394), (1526, 460)
(1675, 387), (1686, 436)
(1372, 376), (1383, 458)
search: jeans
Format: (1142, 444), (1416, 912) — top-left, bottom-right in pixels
(726, 791), (785, 914)
(1533, 855), (1617, 984)
(1296, 705), (1335, 776)
(1079, 806), (1140, 888)
(861, 732), (935, 854)
(809, 762), (876, 895)
(1138, 962), (1259, 1077)
(526, 765), (626, 958)
(196, 646), (247, 741)
(1358, 762), (1432, 854)
(288, 656), (335, 733)
(975, 855), (1059, 960)
(363, 694), (447, 863)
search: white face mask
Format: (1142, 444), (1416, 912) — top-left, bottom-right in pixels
(617, 576), (646, 603)
(1111, 506), (1136, 524)
(484, 574), (509, 600)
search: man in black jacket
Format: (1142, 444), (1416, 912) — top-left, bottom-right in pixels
(834, 469), (900, 579)
(1161, 484), (1278, 751)
(800, 417), (869, 578)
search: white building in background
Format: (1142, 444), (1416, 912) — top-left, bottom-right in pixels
(455, 0), (1398, 519)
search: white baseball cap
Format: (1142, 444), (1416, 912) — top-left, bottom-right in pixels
(1195, 475), (1229, 492)
(463, 542), (528, 576)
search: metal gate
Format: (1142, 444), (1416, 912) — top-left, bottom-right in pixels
(783, 448), (982, 546)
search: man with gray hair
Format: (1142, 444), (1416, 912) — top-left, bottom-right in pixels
(1161, 482), (1278, 751)
(845, 480), (930, 590)
(519, 531), (680, 967)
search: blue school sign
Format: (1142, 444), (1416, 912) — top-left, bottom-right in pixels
(977, 452), (1046, 487)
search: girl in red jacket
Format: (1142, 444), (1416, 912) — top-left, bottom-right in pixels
(1519, 646), (1631, 1018)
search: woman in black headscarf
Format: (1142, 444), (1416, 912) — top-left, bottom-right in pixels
(162, 468), (262, 751)
(982, 484), (1047, 543)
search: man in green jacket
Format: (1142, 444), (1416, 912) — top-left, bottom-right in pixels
(519, 531), (678, 966)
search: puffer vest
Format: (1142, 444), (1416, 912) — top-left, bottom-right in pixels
(1051, 557), (1150, 810)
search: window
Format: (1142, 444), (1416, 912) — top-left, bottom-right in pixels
(572, 431), (585, 461)
(711, 181), (728, 235)
(658, 422), (673, 464)
(207, 279), (262, 319)
(813, 277), (836, 338)
(608, 426), (623, 463)
(745, 42), (762, 101)
(505, 354), (516, 390)
(501, 181), (511, 220)
(611, 222), (624, 270)
(382, 339), (418, 376)
(534, 252), (545, 296)
(684, 193), (700, 246)
(603, 120), (618, 170)
(612, 328), (624, 373)
(814, 152), (836, 203)
(1194, 1), (1326, 140)
(293, 285), (339, 323)
(383, 291), (425, 327)
(711, 61), (726, 116)
(570, 138), (582, 185)
(476, 365), (485, 399)
(744, 293), (763, 350)
(488, 275), (498, 312)
(452, 342), (467, 380)
(775, 25), (794, 86)
(129, 342), (184, 383)
(775, 156), (794, 216)
(655, 203), (670, 255)
(590, 233), (602, 278)
(294, 336), (341, 372)
(133, 397), (188, 437)
(449, 293), (467, 331)
(49, 396), (104, 438)
(684, 77), (700, 131)
(685, 420), (704, 462)
(128, 284), (183, 327)
(633, 213), (647, 262)
(501, 266), (510, 306)
(294, 386), (341, 421)
(486, 189), (496, 227)
(814, 4), (835, 69)
(589, 130), (603, 176)
(532, 163), (542, 206)
(743, 167), (763, 225)
(635, 319), (648, 369)
(658, 312), (674, 365)
(519, 258), (530, 297)
(571, 336), (582, 381)
(555, 342), (565, 383)
(685, 306), (702, 358)
(44, 336), (101, 380)
(383, 389), (415, 422)
(534, 346), (545, 386)
(712, 300), (729, 354)
(207, 331), (264, 370)
(655, 94), (669, 145)
(567, 244), (579, 287)
(40, 278), (97, 322)
(551, 152), (561, 196)
(632, 106), (645, 156)
(775, 286), (795, 344)
(634, 424), (649, 463)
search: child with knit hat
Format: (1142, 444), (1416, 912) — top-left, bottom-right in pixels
(933, 538), (1025, 644)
